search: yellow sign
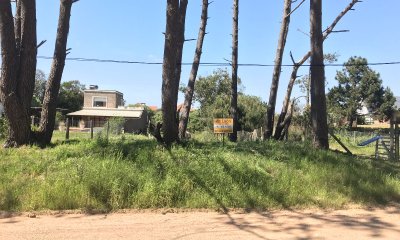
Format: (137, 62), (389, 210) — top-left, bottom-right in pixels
(213, 118), (234, 133)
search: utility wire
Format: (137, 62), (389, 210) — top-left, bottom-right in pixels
(37, 55), (400, 67)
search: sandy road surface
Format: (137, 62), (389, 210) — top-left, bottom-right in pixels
(1, 207), (400, 240)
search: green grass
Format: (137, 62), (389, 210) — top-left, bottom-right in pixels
(329, 133), (377, 156)
(0, 132), (399, 212)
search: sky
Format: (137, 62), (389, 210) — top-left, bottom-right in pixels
(34, 0), (400, 108)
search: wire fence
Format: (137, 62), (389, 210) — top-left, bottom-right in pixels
(59, 119), (126, 141)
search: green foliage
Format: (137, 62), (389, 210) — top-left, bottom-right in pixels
(327, 56), (395, 125)
(1, 134), (399, 211)
(32, 70), (47, 107)
(296, 75), (310, 99)
(57, 80), (85, 113)
(152, 111), (162, 124)
(55, 111), (65, 123)
(189, 68), (242, 107)
(323, 53), (339, 64)
(144, 107), (155, 123)
(379, 87), (396, 121)
(185, 68), (265, 132)
(186, 110), (208, 133)
(237, 95), (266, 131)
(107, 117), (125, 135)
(293, 106), (311, 129)
(296, 53), (339, 106)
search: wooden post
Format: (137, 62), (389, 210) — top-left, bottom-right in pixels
(106, 121), (110, 140)
(31, 116), (35, 127)
(90, 120), (94, 139)
(375, 138), (379, 160)
(66, 118), (70, 140)
(328, 129), (352, 155)
(390, 119), (395, 160)
(381, 139), (391, 159)
(395, 116), (399, 161)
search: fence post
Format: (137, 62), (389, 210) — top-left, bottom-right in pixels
(395, 118), (399, 161)
(90, 120), (94, 139)
(31, 116), (35, 127)
(66, 118), (70, 140)
(328, 129), (352, 155)
(390, 119), (394, 160)
(106, 121), (110, 140)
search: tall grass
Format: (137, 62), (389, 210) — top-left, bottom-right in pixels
(0, 133), (399, 212)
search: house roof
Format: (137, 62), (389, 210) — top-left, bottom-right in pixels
(148, 105), (159, 111)
(84, 89), (123, 96)
(67, 108), (143, 118)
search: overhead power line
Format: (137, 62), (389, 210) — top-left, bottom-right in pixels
(37, 56), (400, 68)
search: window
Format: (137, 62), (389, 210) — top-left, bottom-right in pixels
(93, 97), (107, 107)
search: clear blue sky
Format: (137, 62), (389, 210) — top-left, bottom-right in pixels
(35, 0), (400, 108)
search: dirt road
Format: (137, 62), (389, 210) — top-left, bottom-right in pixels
(1, 207), (400, 240)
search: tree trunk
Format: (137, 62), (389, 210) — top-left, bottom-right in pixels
(229, 0), (239, 142)
(274, 0), (359, 140)
(14, 0), (21, 63)
(348, 116), (355, 128)
(0, 0), (36, 148)
(279, 99), (295, 141)
(36, 0), (74, 145)
(174, 0), (188, 102)
(17, 0), (37, 118)
(306, 76), (310, 106)
(161, 0), (187, 145)
(274, 63), (301, 140)
(264, 0), (292, 140)
(178, 0), (209, 140)
(310, 0), (329, 149)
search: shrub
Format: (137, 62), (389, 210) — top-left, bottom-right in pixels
(107, 117), (125, 135)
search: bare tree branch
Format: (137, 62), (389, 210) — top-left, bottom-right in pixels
(323, 0), (360, 40)
(285, 0), (305, 19)
(37, 40), (47, 49)
(274, 0), (360, 140)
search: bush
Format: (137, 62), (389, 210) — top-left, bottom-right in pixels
(107, 117), (125, 135)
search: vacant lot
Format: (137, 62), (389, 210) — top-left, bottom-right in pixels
(1, 132), (399, 212)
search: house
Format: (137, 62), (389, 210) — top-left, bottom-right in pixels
(356, 104), (374, 124)
(67, 86), (148, 133)
(355, 97), (400, 126)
